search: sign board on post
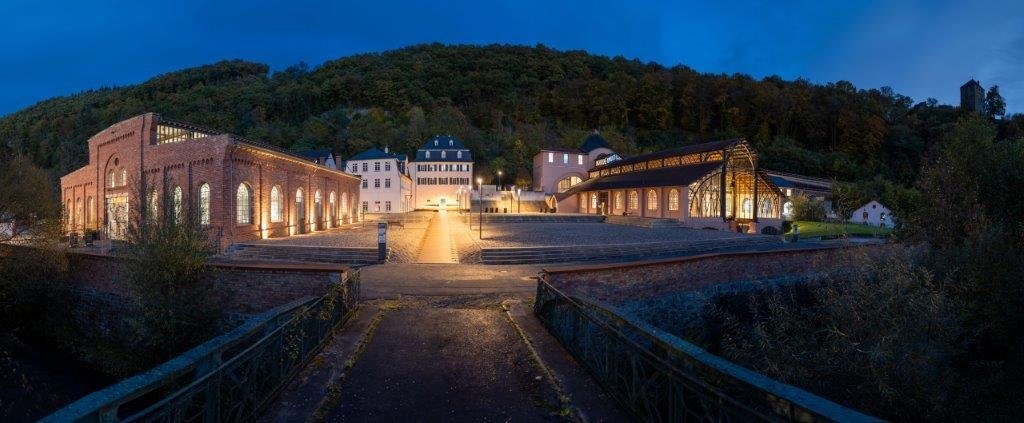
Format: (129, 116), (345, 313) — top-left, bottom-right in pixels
(377, 222), (387, 263)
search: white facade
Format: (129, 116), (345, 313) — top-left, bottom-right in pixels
(410, 135), (474, 210)
(849, 200), (893, 227)
(344, 148), (413, 213)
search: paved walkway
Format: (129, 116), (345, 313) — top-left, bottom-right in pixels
(415, 211), (458, 263)
(359, 263), (539, 298)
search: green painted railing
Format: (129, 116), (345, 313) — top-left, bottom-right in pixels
(534, 275), (881, 422)
(43, 271), (360, 422)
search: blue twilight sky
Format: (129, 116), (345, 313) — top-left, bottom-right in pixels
(1, 0), (1023, 117)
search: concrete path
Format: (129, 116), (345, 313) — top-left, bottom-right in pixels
(415, 211), (458, 263)
(359, 263), (540, 298)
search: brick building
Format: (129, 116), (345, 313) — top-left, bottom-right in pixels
(60, 113), (361, 249)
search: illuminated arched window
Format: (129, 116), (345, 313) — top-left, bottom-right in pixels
(590, 193), (598, 210)
(172, 186), (183, 223)
(647, 189), (658, 211)
(147, 190), (159, 220)
(614, 192), (623, 210)
(236, 183), (252, 224)
(741, 198), (753, 218)
(198, 183), (211, 225)
(782, 201), (793, 218)
(120, 169), (127, 187)
(86, 197), (94, 227)
(270, 186), (283, 222)
(75, 197), (83, 228)
(668, 189), (679, 211)
(556, 175), (582, 192)
(341, 192), (348, 216)
(628, 191), (639, 210)
(107, 170), (116, 188)
(329, 192), (336, 224)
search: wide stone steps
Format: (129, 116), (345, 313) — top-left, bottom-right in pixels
(468, 214), (606, 224)
(224, 243), (382, 266)
(480, 236), (781, 264)
(604, 215), (682, 228)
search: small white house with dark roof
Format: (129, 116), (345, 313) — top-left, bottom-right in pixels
(849, 200), (893, 228)
(409, 135), (474, 210)
(344, 147), (413, 213)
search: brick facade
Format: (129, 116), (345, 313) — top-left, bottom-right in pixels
(59, 113), (361, 249)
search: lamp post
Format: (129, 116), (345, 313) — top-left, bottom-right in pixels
(476, 177), (483, 239)
(508, 185), (513, 213)
(516, 187), (521, 213)
(497, 170), (503, 191)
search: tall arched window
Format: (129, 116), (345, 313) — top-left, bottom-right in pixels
(557, 175), (582, 192)
(172, 186), (183, 223)
(86, 197), (94, 227)
(741, 198), (752, 218)
(668, 189), (680, 211)
(120, 169), (127, 186)
(236, 183), (252, 224)
(628, 191), (639, 210)
(296, 189), (305, 225)
(270, 186), (283, 222)
(329, 192), (336, 225)
(75, 198), (83, 229)
(341, 192), (348, 219)
(147, 190), (159, 221)
(107, 170), (116, 188)
(647, 189), (658, 211)
(198, 183), (211, 225)
(590, 193), (598, 210)
(614, 192), (623, 210)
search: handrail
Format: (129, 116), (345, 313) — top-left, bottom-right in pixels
(534, 275), (881, 422)
(43, 271), (359, 422)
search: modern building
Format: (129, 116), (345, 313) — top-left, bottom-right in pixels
(961, 79), (985, 113)
(849, 200), (893, 228)
(560, 138), (784, 234)
(533, 131), (619, 195)
(59, 113), (361, 249)
(344, 147), (413, 213)
(409, 135), (474, 210)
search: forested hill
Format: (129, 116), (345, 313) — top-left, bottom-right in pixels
(2, 43), (1020, 191)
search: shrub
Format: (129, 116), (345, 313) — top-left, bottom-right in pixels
(789, 194), (827, 222)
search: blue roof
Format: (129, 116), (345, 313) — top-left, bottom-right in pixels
(413, 135), (473, 162)
(579, 131), (611, 153)
(348, 147), (405, 161)
(293, 148), (333, 161)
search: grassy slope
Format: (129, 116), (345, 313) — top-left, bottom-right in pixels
(786, 220), (891, 238)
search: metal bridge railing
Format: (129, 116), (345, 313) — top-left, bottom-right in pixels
(43, 271), (360, 422)
(534, 277), (880, 423)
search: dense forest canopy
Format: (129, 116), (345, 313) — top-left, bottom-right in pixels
(2, 43), (1021, 213)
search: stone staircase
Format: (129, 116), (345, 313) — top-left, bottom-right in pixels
(224, 243), (382, 266)
(604, 215), (682, 228)
(468, 214), (606, 224)
(480, 236), (782, 265)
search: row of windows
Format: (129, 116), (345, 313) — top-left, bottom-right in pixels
(144, 183), (352, 227)
(361, 201), (392, 212)
(423, 150), (465, 159)
(107, 168), (128, 188)
(416, 177), (470, 186)
(361, 178), (393, 189)
(595, 189), (682, 212)
(350, 161), (393, 173)
(547, 152), (585, 165)
(416, 164), (469, 172)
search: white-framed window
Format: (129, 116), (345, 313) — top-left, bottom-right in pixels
(449, 140), (453, 146)
(548, 152), (554, 163)
(385, 178), (391, 188)
(374, 179), (380, 188)
(172, 187), (182, 223)
(362, 163), (368, 172)
(385, 162), (391, 171)
(270, 186), (283, 222)
(426, 151), (431, 159)
(647, 189), (658, 211)
(362, 179), (368, 188)
(362, 201), (368, 212)
(374, 162), (380, 171)
(199, 183), (211, 225)
(563, 153), (569, 164)
(441, 151), (446, 159)
(385, 201), (392, 212)
(350, 164), (357, 173)
(236, 183), (252, 224)
(457, 151), (462, 159)
(578, 155), (584, 165)
(668, 189), (680, 211)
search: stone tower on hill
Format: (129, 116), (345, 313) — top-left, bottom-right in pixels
(960, 79), (984, 113)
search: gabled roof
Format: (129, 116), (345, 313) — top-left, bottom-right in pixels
(579, 131), (612, 153)
(419, 134), (468, 150)
(590, 138), (743, 172)
(413, 134), (473, 162)
(961, 79), (983, 89)
(348, 147), (405, 161)
(563, 161), (724, 196)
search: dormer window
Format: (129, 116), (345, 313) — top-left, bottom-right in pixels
(441, 151), (446, 159)
(449, 140), (453, 146)
(426, 151), (431, 159)
(457, 151), (462, 159)
(434, 140), (438, 146)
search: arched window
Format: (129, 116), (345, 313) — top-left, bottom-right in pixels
(628, 191), (639, 210)
(148, 190), (159, 220)
(86, 197), (94, 227)
(75, 198), (83, 229)
(741, 198), (753, 218)
(198, 183), (211, 225)
(120, 169), (127, 187)
(556, 175), (582, 192)
(668, 189), (680, 211)
(314, 190), (323, 229)
(107, 170), (116, 188)
(647, 189), (658, 211)
(760, 198), (775, 218)
(590, 193), (598, 210)
(329, 192), (336, 224)
(296, 188), (305, 223)
(172, 187), (183, 223)
(614, 192), (623, 210)
(236, 183), (252, 224)
(782, 201), (793, 217)
(341, 192), (348, 217)
(270, 186), (283, 222)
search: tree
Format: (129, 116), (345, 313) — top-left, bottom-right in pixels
(0, 155), (59, 243)
(985, 85), (1006, 118)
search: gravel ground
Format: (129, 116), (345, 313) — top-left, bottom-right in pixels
(473, 222), (751, 248)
